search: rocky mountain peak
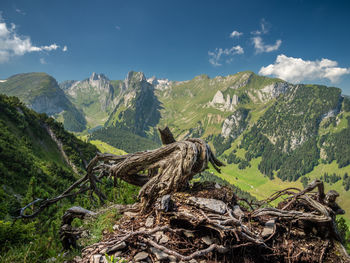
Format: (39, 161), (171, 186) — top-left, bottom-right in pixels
(126, 71), (146, 83)
(147, 76), (171, 91)
(89, 72), (108, 82)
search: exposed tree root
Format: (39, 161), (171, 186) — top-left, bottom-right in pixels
(18, 127), (350, 262)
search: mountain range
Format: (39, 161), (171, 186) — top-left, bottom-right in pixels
(1, 70), (350, 220)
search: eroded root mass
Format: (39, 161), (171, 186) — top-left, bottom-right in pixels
(77, 181), (349, 263)
(20, 128), (350, 262)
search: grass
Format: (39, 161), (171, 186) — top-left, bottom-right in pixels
(210, 158), (302, 203)
(212, 158), (350, 222)
(79, 207), (122, 246)
(89, 140), (127, 155)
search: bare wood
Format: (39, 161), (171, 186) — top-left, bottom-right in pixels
(142, 237), (228, 261)
(158, 126), (176, 145)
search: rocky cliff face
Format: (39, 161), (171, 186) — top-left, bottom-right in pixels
(61, 73), (124, 127)
(256, 81), (291, 102)
(62, 72), (120, 112)
(0, 72), (86, 131)
(221, 108), (249, 140)
(209, 90), (239, 111)
(105, 71), (161, 137)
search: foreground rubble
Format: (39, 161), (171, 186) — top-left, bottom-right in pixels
(66, 181), (349, 263)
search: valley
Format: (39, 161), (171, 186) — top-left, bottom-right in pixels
(1, 70), (350, 223)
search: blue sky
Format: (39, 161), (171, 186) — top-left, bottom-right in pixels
(1, 0), (350, 94)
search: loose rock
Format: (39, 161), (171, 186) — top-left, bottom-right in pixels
(189, 197), (226, 214)
(160, 194), (173, 212)
(134, 251), (149, 262)
(106, 241), (127, 254)
(262, 219), (276, 237)
(150, 247), (169, 260)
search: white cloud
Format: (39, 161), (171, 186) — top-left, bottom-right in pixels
(62, 45), (68, 52)
(15, 8), (26, 15)
(259, 54), (350, 83)
(208, 45), (244, 66)
(229, 30), (243, 38)
(39, 58), (46, 64)
(251, 18), (269, 35)
(252, 36), (281, 53)
(0, 16), (64, 63)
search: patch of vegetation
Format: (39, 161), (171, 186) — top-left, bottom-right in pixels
(193, 171), (258, 204)
(90, 126), (160, 153)
(322, 117), (350, 168)
(0, 94), (101, 262)
(241, 85), (341, 181)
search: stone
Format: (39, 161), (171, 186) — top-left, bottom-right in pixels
(134, 252), (149, 262)
(112, 224), (119, 230)
(261, 219), (276, 237)
(160, 194), (173, 212)
(150, 247), (169, 260)
(232, 205), (245, 219)
(215, 183), (221, 189)
(189, 259), (198, 263)
(201, 236), (213, 245)
(106, 241), (127, 254)
(159, 234), (169, 244)
(145, 216), (154, 228)
(188, 197), (226, 214)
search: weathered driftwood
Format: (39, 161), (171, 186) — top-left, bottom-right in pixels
(19, 128), (224, 217)
(60, 206), (96, 250)
(17, 127), (349, 262)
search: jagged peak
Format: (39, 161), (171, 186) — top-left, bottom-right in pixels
(89, 72), (109, 82)
(126, 71), (146, 83)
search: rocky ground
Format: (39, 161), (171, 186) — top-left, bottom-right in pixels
(65, 181), (350, 263)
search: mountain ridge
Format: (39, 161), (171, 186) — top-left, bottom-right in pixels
(3, 70), (350, 221)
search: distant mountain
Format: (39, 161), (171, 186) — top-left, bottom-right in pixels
(105, 71), (161, 138)
(0, 73), (86, 132)
(60, 73), (123, 129)
(7, 70), (350, 219)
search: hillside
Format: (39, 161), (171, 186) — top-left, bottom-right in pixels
(0, 73), (86, 132)
(5, 70), (350, 222)
(0, 94), (99, 262)
(60, 73), (123, 129)
(104, 71), (162, 138)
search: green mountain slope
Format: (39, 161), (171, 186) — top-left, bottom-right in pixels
(0, 94), (97, 219)
(0, 73), (86, 132)
(8, 70), (350, 221)
(90, 126), (160, 153)
(60, 73), (123, 129)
